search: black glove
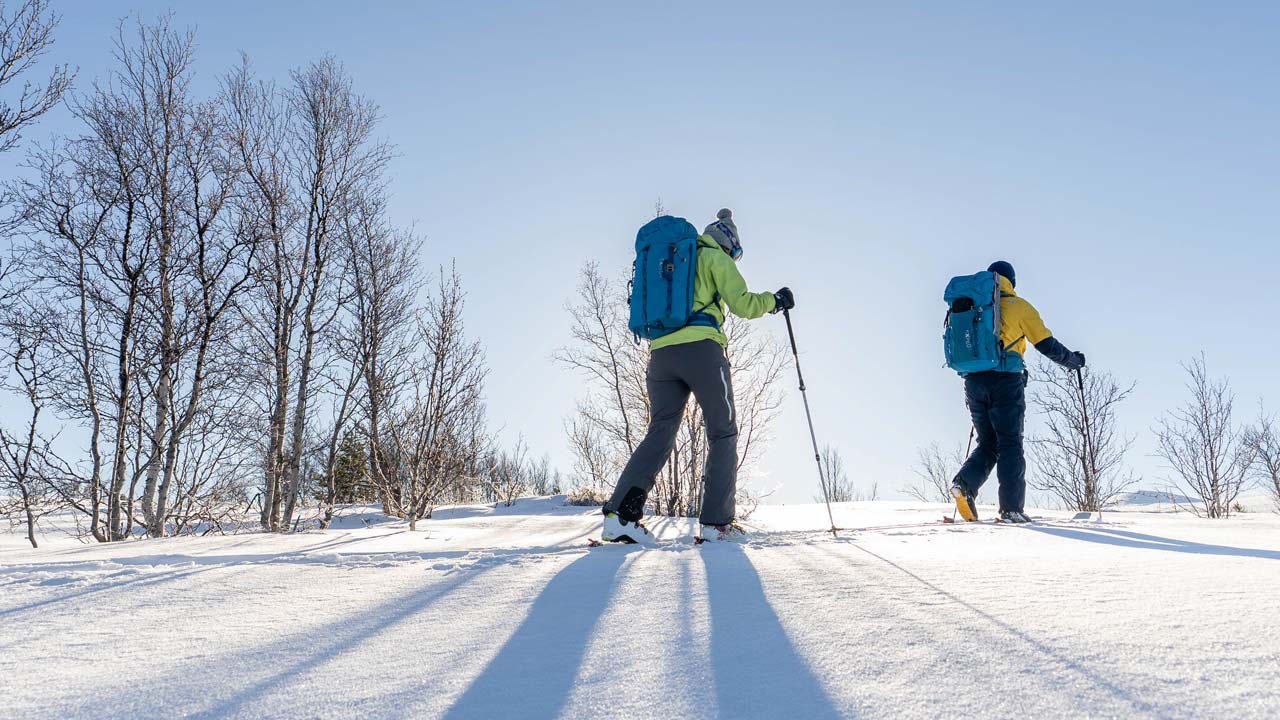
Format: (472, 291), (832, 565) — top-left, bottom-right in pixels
(1065, 351), (1086, 370)
(772, 287), (795, 313)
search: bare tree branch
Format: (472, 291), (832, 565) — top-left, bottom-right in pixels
(0, 0), (74, 154)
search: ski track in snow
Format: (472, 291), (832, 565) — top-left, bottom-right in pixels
(1, 499), (1278, 719)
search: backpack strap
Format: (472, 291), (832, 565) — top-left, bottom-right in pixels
(687, 242), (723, 331)
(994, 286), (1025, 364)
(688, 293), (722, 331)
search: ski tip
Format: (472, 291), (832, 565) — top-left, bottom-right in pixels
(587, 538), (602, 547)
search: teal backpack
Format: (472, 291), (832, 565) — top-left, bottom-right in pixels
(628, 216), (719, 342)
(942, 271), (1023, 375)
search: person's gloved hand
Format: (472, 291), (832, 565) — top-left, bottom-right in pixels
(772, 287), (795, 313)
(1066, 351), (1086, 370)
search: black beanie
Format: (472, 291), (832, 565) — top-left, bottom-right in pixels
(987, 260), (1016, 288)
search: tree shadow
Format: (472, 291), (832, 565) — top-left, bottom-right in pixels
(698, 546), (845, 720)
(0, 564), (219, 623)
(0, 530), (447, 628)
(442, 548), (632, 719)
(180, 561), (502, 719)
(1029, 525), (1280, 560)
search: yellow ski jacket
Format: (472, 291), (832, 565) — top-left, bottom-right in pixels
(995, 274), (1055, 361)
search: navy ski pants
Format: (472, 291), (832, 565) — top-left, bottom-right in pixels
(955, 370), (1028, 513)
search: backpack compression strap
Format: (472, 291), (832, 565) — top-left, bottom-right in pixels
(688, 294), (722, 331)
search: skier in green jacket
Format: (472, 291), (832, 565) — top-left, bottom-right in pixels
(602, 209), (792, 544)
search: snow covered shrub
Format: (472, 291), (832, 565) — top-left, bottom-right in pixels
(565, 486), (607, 507)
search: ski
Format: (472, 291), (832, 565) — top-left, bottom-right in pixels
(941, 514), (1039, 525)
(588, 538), (652, 547)
(586, 538), (667, 548)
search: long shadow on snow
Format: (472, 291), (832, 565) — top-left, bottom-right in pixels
(0, 532), (410, 623)
(0, 530), (394, 574)
(0, 563), (220, 625)
(824, 540), (1154, 715)
(698, 546), (844, 720)
(442, 548), (631, 719)
(1028, 525), (1280, 561)
(178, 560), (504, 719)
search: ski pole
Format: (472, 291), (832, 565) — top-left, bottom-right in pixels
(782, 309), (838, 537)
(1076, 367), (1099, 519)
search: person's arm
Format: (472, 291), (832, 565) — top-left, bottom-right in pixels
(1022, 300), (1086, 369)
(709, 252), (776, 319)
(1034, 337), (1084, 369)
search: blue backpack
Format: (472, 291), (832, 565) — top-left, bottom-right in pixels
(628, 216), (719, 341)
(942, 271), (1022, 375)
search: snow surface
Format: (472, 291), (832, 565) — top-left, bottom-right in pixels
(2, 498), (1279, 719)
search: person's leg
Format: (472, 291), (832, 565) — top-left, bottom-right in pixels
(955, 375), (997, 495)
(603, 347), (690, 522)
(681, 341), (738, 526)
(989, 372), (1028, 513)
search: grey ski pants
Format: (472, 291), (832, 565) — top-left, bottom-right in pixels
(604, 339), (738, 526)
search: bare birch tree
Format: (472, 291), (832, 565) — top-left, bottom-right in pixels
(346, 199), (422, 519)
(0, 301), (57, 547)
(386, 266), (488, 528)
(1243, 407), (1280, 512)
(227, 55), (389, 531)
(9, 31), (161, 541)
(114, 19), (263, 537)
(529, 454), (552, 496)
(0, 13), (499, 540)
(1154, 354), (1252, 518)
(1028, 360), (1138, 511)
(314, 307), (366, 528)
(485, 438), (530, 508)
(817, 445), (858, 503)
(904, 442), (964, 504)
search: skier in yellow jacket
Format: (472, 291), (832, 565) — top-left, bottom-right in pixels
(951, 261), (1086, 524)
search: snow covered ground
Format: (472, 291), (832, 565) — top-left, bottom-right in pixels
(2, 498), (1279, 719)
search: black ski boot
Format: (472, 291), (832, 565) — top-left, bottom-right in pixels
(998, 510), (1031, 524)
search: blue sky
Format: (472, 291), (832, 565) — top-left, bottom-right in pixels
(7, 1), (1279, 504)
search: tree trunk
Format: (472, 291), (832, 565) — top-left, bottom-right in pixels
(281, 320), (319, 528)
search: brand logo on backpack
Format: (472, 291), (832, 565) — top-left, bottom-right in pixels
(941, 271), (1023, 376)
(628, 216), (720, 342)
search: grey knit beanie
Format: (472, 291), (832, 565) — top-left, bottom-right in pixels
(704, 208), (741, 258)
